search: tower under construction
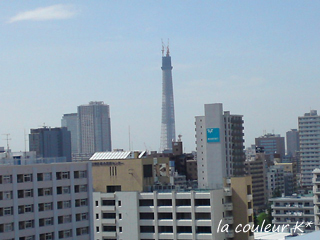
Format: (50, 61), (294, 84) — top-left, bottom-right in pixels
(160, 43), (176, 152)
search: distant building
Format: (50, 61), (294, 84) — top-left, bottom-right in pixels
(286, 129), (300, 158)
(78, 101), (112, 154)
(270, 195), (315, 233)
(267, 165), (285, 198)
(255, 133), (285, 162)
(299, 110), (320, 188)
(244, 151), (267, 212)
(61, 113), (78, 154)
(195, 103), (245, 189)
(29, 126), (71, 162)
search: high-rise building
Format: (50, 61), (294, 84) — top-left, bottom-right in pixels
(244, 151), (267, 213)
(255, 133), (285, 162)
(160, 45), (176, 152)
(286, 129), (300, 158)
(61, 113), (78, 154)
(29, 127), (72, 162)
(299, 110), (320, 188)
(195, 103), (245, 189)
(78, 101), (112, 154)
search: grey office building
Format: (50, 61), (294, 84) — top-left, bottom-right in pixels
(29, 127), (72, 162)
(286, 129), (299, 158)
(255, 134), (285, 161)
(61, 113), (78, 154)
(78, 101), (112, 154)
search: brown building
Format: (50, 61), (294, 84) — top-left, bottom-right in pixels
(244, 153), (267, 213)
(90, 151), (170, 193)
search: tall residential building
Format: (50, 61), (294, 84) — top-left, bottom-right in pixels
(286, 129), (300, 158)
(195, 103), (245, 189)
(255, 133), (285, 162)
(299, 110), (320, 188)
(29, 127), (72, 162)
(313, 168), (320, 231)
(0, 159), (93, 240)
(244, 151), (267, 212)
(78, 101), (112, 154)
(61, 113), (78, 154)
(160, 45), (176, 152)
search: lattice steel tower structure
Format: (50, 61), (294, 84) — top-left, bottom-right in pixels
(160, 43), (176, 152)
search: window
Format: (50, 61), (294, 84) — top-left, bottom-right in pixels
(140, 226), (154, 233)
(176, 199), (191, 206)
(44, 173), (52, 181)
(3, 191), (12, 200)
(58, 215), (72, 224)
(39, 203), (53, 212)
(76, 213), (88, 221)
(106, 185), (121, 193)
(57, 186), (70, 194)
(143, 165), (153, 178)
(18, 189), (33, 198)
(195, 199), (210, 206)
(103, 226), (116, 232)
(139, 199), (153, 206)
(158, 213), (172, 219)
(76, 227), (88, 236)
(103, 212), (116, 219)
(17, 174), (33, 183)
(4, 223), (14, 232)
(57, 200), (71, 209)
(56, 172), (70, 180)
(19, 220), (34, 230)
(74, 170), (87, 179)
(4, 207), (13, 216)
(75, 198), (88, 207)
(102, 200), (115, 206)
(140, 213), (154, 219)
(59, 230), (72, 239)
(3, 175), (12, 184)
(75, 185), (87, 193)
(39, 233), (54, 240)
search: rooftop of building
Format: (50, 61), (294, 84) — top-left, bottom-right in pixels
(269, 194), (313, 202)
(90, 150), (147, 160)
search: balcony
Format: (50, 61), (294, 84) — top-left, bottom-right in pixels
(225, 230), (234, 238)
(224, 203), (233, 211)
(247, 194), (253, 201)
(224, 188), (232, 197)
(224, 216), (234, 224)
(248, 208), (253, 215)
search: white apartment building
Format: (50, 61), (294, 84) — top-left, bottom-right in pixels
(270, 195), (314, 233)
(195, 103), (245, 189)
(93, 189), (236, 240)
(0, 160), (94, 240)
(299, 110), (320, 188)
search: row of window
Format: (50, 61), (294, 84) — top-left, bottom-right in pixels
(0, 185), (87, 200)
(0, 199), (88, 216)
(139, 198), (211, 207)
(139, 212), (211, 220)
(139, 225), (212, 234)
(2, 227), (89, 240)
(0, 171), (87, 184)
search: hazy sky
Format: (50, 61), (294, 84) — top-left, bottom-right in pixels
(1, 1), (320, 153)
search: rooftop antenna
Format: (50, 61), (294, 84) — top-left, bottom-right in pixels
(178, 134), (182, 142)
(3, 133), (11, 157)
(128, 125), (131, 151)
(166, 38), (170, 56)
(161, 39), (165, 56)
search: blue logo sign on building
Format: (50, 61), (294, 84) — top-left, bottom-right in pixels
(207, 128), (220, 143)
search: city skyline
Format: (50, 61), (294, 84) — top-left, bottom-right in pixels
(1, 1), (320, 152)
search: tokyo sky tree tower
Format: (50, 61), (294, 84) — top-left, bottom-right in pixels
(160, 42), (176, 152)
